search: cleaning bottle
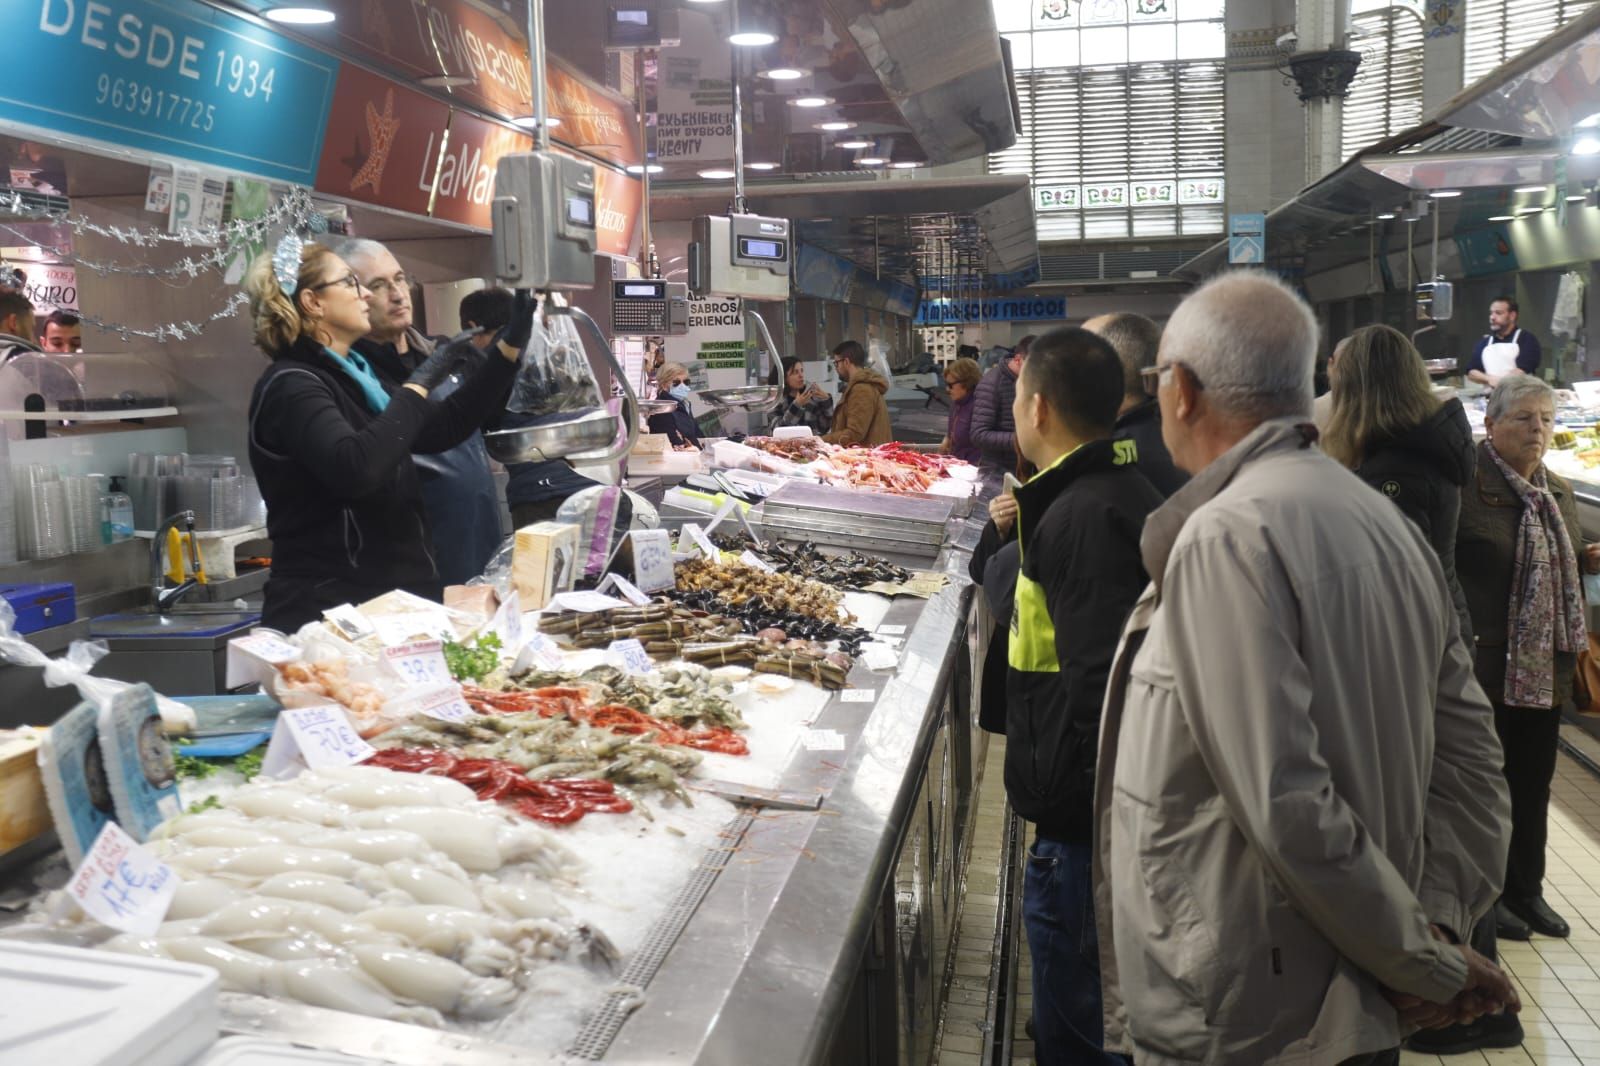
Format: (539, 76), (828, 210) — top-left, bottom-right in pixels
(102, 476), (134, 543)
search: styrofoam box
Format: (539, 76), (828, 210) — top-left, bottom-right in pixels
(0, 941), (219, 1066)
(193, 1037), (388, 1064)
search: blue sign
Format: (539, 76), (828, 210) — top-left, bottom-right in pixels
(0, 0), (339, 185)
(1228, 212), (1266, 265)
(914, 296), (1066, 326)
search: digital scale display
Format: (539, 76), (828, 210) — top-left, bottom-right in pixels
(739, 237), (786, 260)
(612, 279), (670, 335)
(566, 196), (594, 227)
(620, 281), (665, 299)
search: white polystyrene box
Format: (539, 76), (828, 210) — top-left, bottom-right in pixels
(193, 1036), (387, 1064)
(0, 941), (218, 1066)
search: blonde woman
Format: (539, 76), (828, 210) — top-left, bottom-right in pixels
(646, 361), (702, 448)
(244, 243), (528, 632)
(939, 356), (982, 463)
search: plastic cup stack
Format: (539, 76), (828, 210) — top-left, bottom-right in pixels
(0, 431), (15, 565)
(63, 476), (102, 553)
(15, 464), (67, 560)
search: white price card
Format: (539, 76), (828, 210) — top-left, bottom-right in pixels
(67, 822), (178, 936)
(801, 728), (846, 751)
(372, 610), (455, 647)
(839, 689), (876, 703)
(322, 603), (376, 642)
(413, 683), (474, 723)
(490, 590), (523, 649)
(608, 638), (654, 675)
(861, 643), (900, 672)
(876, 624), (908, 636)
(547, 590), (629, 614)
(261, 705), (375, 779)
(513, 632), (566, 673)
(598, 572), (651, 607)
(739, 550), (776, 574)
(226, 631), (301, 688)
(679, 523), (719, 560)
(629, 528), (676, 592)
(383, 640), (451, 686)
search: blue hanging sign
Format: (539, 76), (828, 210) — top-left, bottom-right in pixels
(0, 0), (339, 184)
(914, 295), (1067, 325)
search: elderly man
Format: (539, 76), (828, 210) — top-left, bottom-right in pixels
(324, 237), (503, 586)
(1094, 272), (1515, 1066)
(1084, 313), (1186, 497)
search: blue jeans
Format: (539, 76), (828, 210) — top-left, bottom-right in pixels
(1023, 837), (1127, 1066)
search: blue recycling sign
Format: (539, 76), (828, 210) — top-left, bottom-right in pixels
(1229, 213), (1266, 265)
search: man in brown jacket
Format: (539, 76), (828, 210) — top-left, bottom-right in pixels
(822, 340), (893, 446)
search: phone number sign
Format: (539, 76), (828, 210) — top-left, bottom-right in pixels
(0, 0), (339, 184)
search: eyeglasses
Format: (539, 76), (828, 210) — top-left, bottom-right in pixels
(1141, 360), (1205, 398)
(364, 272), (408, 296)
(310, 273), (363, 293)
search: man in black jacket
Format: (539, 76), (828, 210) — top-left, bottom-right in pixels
(1086, 312), (1188, 497)
(1007, 326), (1161, 1066)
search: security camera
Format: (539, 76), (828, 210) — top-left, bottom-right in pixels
(1276, 30), (1298, 49)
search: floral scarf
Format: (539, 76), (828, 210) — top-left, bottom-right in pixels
(1486, 440), (1587, 708)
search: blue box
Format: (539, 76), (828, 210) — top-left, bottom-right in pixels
(0, 583), (77, 635)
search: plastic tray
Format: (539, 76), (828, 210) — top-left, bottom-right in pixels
(0, 942), (218, 1066)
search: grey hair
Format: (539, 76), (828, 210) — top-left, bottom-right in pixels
(1163, 271), (1317, 421)
(319, 236), (390, 274)
(1090, 313), (1163, 399)
(1486, 374), (1553, 421)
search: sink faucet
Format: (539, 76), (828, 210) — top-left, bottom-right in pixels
(153, 510), (199, 613)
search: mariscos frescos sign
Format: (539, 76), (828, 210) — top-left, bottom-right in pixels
(914, 296), (1067, 325)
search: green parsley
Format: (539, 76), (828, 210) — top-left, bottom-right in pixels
(444, 631), (504, 683)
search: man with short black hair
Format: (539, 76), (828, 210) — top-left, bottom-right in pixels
(1086, 312), (1187, 497)
(40, 309), (81, 353)
(0, 292), (38, 363)
(1467, 296), (1540, 387)
(822, 340), (892, 446)
(1004, 326), (1161, 1065)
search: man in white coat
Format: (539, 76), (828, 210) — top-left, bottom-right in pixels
(1093, 271), (1516, 1066)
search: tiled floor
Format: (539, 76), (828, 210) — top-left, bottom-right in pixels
(936, 725), (1600, 1066)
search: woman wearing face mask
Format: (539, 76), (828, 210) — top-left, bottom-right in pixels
(244, 243), (529, 633)
(647, 361), (703, 449)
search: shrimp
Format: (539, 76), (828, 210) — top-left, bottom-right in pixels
(254, 872), (376, 914)
(350, 943), (519, 1019)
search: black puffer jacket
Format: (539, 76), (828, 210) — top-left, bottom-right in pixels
(1112, 398), (1188, 498)
(970, 361), (1018, 478)
(1354, 397), (1476, 644)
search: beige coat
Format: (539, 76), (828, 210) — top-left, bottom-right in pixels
(1093, 419), (1510, 1065)
(822, 367), (892, 446)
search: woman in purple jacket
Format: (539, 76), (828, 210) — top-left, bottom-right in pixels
(941, 357), (983, 463)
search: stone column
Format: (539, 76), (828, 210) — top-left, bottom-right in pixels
(1292, 0), (1359, 182)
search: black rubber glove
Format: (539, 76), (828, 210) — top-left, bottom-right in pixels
(498, 289), (536, 352)
(404, 341), (467, 392)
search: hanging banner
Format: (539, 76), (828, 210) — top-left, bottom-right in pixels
(913, 296), (1067, 325)
(22, 262), (77, 311)
(0, 0), (338, 185)
(655, 9), (733, 166)
(425, 107), (533, 229)
(315, 62), (451, 218)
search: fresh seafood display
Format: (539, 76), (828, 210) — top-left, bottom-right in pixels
(366, 748), (633, 825)
(674, 558), (850, 623)
(66, 766), (609, 1028)
(503, 664), (746, 731)
(454, 685), (747, 758)
(537, 602), (747, 650)
(709, 536), (911, 590)
(669, 587), (871, 655)
(745, 435), (830, 463)
(275, 659), (387, 719)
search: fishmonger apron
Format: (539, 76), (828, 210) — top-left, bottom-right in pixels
(1482, 328), (1524, 377)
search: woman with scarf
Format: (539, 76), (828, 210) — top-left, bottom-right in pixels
(1459, 375), (1600, 944)
(244, 243), (527, 633)
(646, 361), (703, 448)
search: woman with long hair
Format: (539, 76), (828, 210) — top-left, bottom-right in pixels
(771, 356), (833, 435)
(244, 243), (528, 632)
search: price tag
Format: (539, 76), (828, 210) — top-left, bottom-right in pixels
(876, 624), (908, 636)
(66, 822), (178, 936)
(801, 728), (846, 751)
(322, 603), (376, 642)
(627, 528), (676, 592)
(371, 610), (455, 647)
(840, 689), (876, 703)
(679, 523), (719, 560)
(490, 590), (523, 650)
(861, 643), (900, 672)
(225, 631), (301, 688)
(512, 632), (566, 673)
(739, 550), (776, 574)
(260, 705), (375, 779)
(598, 572), (651, 607)
(607, 638), (654, 675)
(382, 640), (451, 686)
(414, 683), (474, 723)
(547, 590), (629, 614)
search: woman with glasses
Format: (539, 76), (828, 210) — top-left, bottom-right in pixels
(646, 361), (703, 449)
(243, 244), (529, 632)
(771, 356), (833, 435)
(939, 356), (983, 464)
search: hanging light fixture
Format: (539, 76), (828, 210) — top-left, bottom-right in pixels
(262, 5), (335, 23)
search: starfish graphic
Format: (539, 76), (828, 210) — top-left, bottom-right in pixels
(350, 89), (400, 194)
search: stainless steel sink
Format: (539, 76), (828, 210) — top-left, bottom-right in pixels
(89, 605), (260, 638)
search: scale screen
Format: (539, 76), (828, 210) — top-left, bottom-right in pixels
(566, 196), (594, 227)
(619, 280), (665, 299)
(739, 237), (785, 261)
(612, 279), (670, 335)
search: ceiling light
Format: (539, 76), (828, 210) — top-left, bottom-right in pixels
(836, 139), (873, 150)
(745, 162), (779, 171)
(1376, 212), (1397, 220)
(728, 31), (777, 46)
(1575, 136), (1600, 156)
(1514, 185), (1548, 193)
(761, 68), (807, 80)
(1569, 194), (1588, 202)
(890, 161), (924, 169)
(697, 168), (736, 180)
(1429, 189), (1462, 198)
(511, 115), (562, 129)
(816, 121), (856, 132)
(790, 96), (832, 108)
(856, 157), (887, 166)
(1488, 215), (1515, 221)
(626, 163), (664, 175)
(1579, 113), (1600, 129)
(1517, 205), (1547, 213)
(262, 5), (335, 23)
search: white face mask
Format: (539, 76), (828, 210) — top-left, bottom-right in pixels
(668, 382), (691, 401)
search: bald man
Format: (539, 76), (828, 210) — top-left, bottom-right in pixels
(1083, 312), (1187, 496)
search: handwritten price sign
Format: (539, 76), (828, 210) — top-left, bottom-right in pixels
(415, 683), (474, 724)
(608, 638), (654, 675)
(383, 640), (450, 686)
(261, 704), (375, 779)
(67, 822), (178, 936)
(512, 632), (565, 673)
